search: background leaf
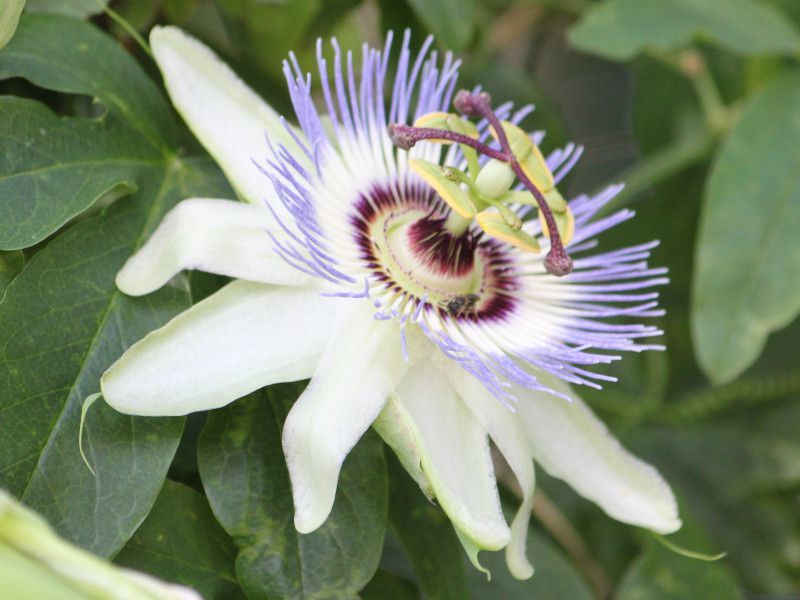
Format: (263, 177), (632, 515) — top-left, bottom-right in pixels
(197, 384), (389, 599)
(403, 0), (476, 50)
(465, 522), (595, 600)
(0, 13), (178, 249)
(387, 455), (469, 599)
(115, 480), (245, 600)
(0, 250), (23, 296)
(0, 157), (228, 557)
(632, 400), (800, 593)
(24, 0), (108, 18)
(0, 13), (233, 557)
(617, 542), (741, 600)
(692, 71), (800, 384)
(569, 0), (800, 60)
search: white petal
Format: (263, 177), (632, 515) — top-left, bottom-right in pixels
(150, 26), (306, 205)
(116, 198), (313, 296)
(373, 397), (434, 500)
(516, 375), (681, 534)
(282, 302), (423, 534)
(442, 358), (535, 579)
(394, 362), (510, 551)
(102, 281), (335, 416)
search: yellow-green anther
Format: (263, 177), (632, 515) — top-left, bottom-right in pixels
(475, 159), (515, 199)
(543, 188), (568, 213)
(496, 203), (522, 230)
(413, 111), (451, 130)
(519, 144), (554, 192)
(445, 114), (479, 139)
(539, 205), (575, 245)
(490, 121), (533, 162)
(413, 112), (479, 142)
(409, 159), (477, 218)
(476, 212), (540, 253)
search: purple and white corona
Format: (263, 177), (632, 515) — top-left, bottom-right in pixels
(101, 27), (680, 578)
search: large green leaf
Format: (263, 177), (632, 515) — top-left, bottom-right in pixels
(0, 14), (233, 557)
(403, 0), (476, 51)
(360, 570), (419, 600)
(569, 0), (800, 61)
(0, 156), (228, 557)
(0, 13), (178, 249)
(387, 455), (468, 600)
(0, 250), (23, 297)
(692, 72), (800, 384)
(115, 480), (245, 599)
(24, 0), (108, 19)
(197, 384), (389, 599)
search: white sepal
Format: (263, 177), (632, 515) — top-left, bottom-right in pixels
(393, 362), (511, 551)
(373, 396), (434, 500)
(442, 357), (535, 579)
(150, 26), (307, 206)
(517, 375), (681, 534)
(102, 281), (335, 416)
(117, 198), (315, 296)
(282, 301), (423, 534)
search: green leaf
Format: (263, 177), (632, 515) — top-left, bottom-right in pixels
(115, 480), (245, 599)
(0, 0), (24, 50)
(692, 71), (800, 384)
(618, 542), (741, 600)
(24, 0), (108, 18)
(569, 0), (800, 61)
(631, 402), (800, 594)
(387, 455), (468, 600)
(0, 13), (178, 249)
(0, 250), (23, 296)
(0, 155), (229, 557)
(360, 570), (419, 600)
(403, 0), (476, 50)
(465, 526), (594, 600)
(197, 384), (389, 599)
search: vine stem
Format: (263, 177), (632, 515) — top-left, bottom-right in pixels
(98, 0), (153, 59)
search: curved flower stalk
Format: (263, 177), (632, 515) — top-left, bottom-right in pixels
(100, 26), (681, 579)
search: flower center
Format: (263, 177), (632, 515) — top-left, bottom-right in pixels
(352, 184), (518, 321)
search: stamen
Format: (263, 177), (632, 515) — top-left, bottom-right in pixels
(453, 91), (573, 276)
(389, 91), (574, 276)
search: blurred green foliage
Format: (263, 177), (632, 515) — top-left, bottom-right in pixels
(1, 0), (799, 598)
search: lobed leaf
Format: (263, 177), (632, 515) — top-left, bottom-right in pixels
(0, 157), (229, 557)
(115, 480), (245, 599)
(0, 13), (178, 249)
